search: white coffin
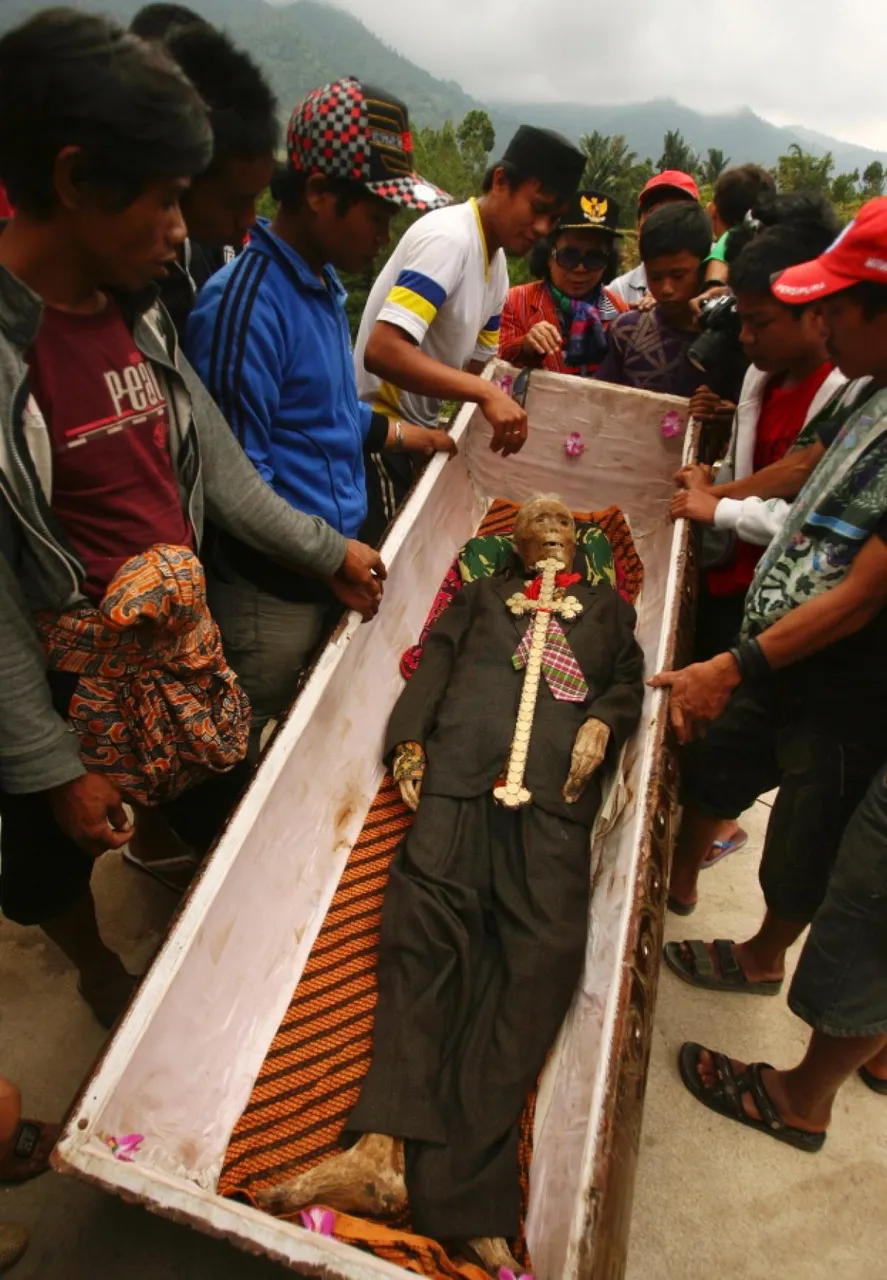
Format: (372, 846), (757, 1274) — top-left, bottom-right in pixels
(55, 365), (697, 1280)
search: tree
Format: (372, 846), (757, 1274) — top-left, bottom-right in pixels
(861, 161), (886, 200)
(776, 143), (834, 194)
(657, 129), (699, 177)
(831, 170), (860, 205)
(579, 131), (637, 192)
(701, 148), (730, 186)
(456, 109), (495, 188)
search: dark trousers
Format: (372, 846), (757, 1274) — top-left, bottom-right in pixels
(790, 758), (887, 1037)
(0, 762), (250, 926)
(681, 679), (885, 923)
(346, 793), (591, 1240)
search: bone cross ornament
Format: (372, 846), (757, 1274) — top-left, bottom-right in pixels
(494, 557), (583, 810)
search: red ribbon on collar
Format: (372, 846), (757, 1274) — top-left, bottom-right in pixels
(524, 571), (581, 601)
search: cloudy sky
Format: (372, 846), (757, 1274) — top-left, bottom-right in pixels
(325, 0), (885, 150)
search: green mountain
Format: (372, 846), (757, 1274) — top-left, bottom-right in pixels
(486, 98), (887, 176)
(3, 0), (886, 175)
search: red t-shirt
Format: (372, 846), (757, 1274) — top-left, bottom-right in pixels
(28, 299), (192, 602)
(707, 362), (833, 598)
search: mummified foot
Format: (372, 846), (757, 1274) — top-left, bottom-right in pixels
(462, 1236), (530, 1278)
(254, 1133), (407, 1218)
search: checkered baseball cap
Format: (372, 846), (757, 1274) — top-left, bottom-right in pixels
(287, 77), (451, 212)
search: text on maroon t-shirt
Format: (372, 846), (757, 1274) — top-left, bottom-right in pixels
(28, 299), (193, 602)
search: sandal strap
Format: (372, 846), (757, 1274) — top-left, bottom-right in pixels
(744, 1062), (784, 1132)
(709, 1050), (745, 1120)
(686, 939), (714, 978)
(12, 1122), (42, 1161)
(713, 939), (742, 982)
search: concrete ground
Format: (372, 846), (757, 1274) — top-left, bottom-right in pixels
(626, 796), (887, 1280)
(2, 797), (885, 1278)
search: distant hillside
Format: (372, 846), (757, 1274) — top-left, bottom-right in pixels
(487, 98), (887, 176)
(3, 0), (885, 175)
(0, 0), (479, 129)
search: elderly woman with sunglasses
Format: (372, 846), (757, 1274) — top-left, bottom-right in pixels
(499, 189), (628, 376)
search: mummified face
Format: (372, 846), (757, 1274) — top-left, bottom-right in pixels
(513, 496), (576, 570)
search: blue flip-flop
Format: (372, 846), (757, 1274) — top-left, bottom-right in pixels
(702, 827), (748, 870)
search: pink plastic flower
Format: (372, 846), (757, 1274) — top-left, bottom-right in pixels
(299, 1206), (335, 1236)
(497, 374), (514, 397)
(564, 431), (586, 458)
(102, 1133), (144, 1162)
(498, 1268), (534, 1280)
(660, 409), (684, 439)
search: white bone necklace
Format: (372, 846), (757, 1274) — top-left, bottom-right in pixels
(494, 556), (583, 810)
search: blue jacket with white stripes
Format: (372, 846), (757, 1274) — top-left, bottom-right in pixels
(185, 221), (377, 540)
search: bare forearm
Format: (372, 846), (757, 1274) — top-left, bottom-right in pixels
(758, 582), (885, 670)
(365, 324), (491, 407)
(718, 444), (823, 501)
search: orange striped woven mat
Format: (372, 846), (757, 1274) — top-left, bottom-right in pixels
(218, 500), (641, 1278)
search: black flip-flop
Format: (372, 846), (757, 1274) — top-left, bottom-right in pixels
(678, 1041), (826, 1153)
(667, 895), (697, 917)
(858, 1065), (887, 1095)
(664, 939), (783, 996)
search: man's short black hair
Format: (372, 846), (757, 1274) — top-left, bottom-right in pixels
(639, 201), (712, 263)
(730, 206), (842, 301)
(164, 23), (278, 166)
(843, 281), (887, 319)
(0, 8), (212, 218)
(130, 3), (207, 41)
(713, 164), (776, 229)
(270, 166), (382, 217)
(725, 192), (841, 265)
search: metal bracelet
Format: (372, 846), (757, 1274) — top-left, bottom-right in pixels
(392, 420), (404, 450)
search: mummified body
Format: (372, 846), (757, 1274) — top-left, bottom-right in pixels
(256, 498), (644, 1271)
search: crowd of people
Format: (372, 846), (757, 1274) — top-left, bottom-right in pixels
(1, 0), (886, 1270)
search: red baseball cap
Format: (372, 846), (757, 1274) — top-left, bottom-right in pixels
(772, 199), (887, 302)
(639, 170), (700, 208)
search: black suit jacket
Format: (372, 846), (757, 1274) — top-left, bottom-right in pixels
(385, 568), (645, 827)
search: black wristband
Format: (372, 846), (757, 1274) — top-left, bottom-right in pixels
(729, 638), (770, 682)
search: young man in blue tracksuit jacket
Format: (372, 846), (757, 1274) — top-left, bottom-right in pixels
(186, 77), (452, 755)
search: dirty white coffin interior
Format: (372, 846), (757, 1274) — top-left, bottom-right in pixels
(56, 366), (694, 1280)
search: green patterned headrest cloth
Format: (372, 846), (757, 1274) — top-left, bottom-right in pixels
(457, 523), (616, 588)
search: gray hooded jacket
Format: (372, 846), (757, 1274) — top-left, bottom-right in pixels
(0, 266), (347, 794)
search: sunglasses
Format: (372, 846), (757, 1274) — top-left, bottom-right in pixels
(551, 246), (610, 272)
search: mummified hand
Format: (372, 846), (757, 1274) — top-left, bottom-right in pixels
(392, 740), (425, 811)
(563, 718), (610, 804)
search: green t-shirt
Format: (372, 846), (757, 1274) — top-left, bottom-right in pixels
(705, 230), (731, 264)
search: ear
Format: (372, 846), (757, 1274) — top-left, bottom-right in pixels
(304, 172), (332, 215)
(53, 145), (88, 213)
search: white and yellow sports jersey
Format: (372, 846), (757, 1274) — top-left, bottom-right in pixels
(354, 198), (509, 429)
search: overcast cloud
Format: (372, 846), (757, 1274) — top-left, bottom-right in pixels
(326, 0), (885, 150)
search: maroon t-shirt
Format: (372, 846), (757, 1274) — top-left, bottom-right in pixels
(28, 299), (192, 602)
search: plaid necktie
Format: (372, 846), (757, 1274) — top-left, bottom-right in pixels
(512, 614), (589, 703)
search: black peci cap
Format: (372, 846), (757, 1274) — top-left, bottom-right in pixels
(557, 189), (623, 235)
(501, 124), (585, 198)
